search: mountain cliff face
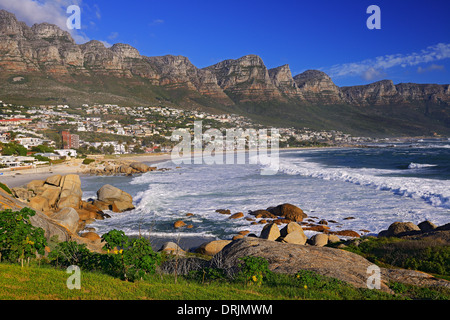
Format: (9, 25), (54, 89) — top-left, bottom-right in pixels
(294, 70), (343, 103)
(0, 9), (449, 135)
(203, 54), (282, 102)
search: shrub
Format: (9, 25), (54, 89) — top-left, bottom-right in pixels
(341, 237), (450, 276)
(0, 208), (47, 265)
(101, 229), (129, 251)
(82, 158), (96, 165)
(49, 240), (123, 277)
(236, 256), (271, 286)
(49, 241), (96, 269)
(123, 237), (161, 281)
(188, 266), (227, 283)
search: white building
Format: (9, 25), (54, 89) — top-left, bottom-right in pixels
(16, 137), (44, 149)
(54, 149), (77, 158)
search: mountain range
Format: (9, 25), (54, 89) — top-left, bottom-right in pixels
(1, 9), (449, 136)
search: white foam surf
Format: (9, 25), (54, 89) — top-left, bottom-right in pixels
(273, 156), (450, 210)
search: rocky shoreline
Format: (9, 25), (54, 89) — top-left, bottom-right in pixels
(2, 170), (447, 252)
(80, 159), (168, 176)
(0, 168), (449, 291)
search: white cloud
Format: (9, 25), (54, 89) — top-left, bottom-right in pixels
(361, 67), (387, 81)
(99, 40), (112, 48)
(325, 43), (450, 79)
(93, 4), (101, 20)
(417, 64), (445, 74)
(150, 19), (164, 26)
(108, 31), (119, 40)
(0, 0), (89, 43)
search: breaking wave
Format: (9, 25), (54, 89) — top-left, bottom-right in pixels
(272, 157), (450, 210)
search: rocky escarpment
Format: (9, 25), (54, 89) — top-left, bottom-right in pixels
(203, 55), (283, 102)
(268, 64), (303, 99)
(147, 55), (233, 103)
(1, 8), (449, 107)
(341, 80), (450, 106)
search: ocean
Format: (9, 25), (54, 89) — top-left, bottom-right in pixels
(82, 139), (450, 247)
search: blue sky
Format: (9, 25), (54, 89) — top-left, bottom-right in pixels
(1, 0), (449, 86)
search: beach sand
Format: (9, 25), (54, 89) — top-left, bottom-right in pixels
(0, 153), (172, 189)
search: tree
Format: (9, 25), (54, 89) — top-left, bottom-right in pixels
(1, 142), (28, 156)
(31, 145), (55, 153)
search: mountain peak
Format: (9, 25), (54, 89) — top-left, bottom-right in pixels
(31, 22), (74, 44)
(0, 9), (23, 36)
(110, 43), (140, 59)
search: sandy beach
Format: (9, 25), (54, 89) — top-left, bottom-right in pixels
(0, 153), (172, 189)
(0, 146), (343, 189)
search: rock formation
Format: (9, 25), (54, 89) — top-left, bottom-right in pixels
(0, 181), (103, 252)
(96, 184), (134, 213)
(1, 174), (137, 251)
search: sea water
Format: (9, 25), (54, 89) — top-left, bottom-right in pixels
(83, 139), (450, 244)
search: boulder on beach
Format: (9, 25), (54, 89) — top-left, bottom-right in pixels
(212, 237), (392, 292)
(26, 180), (45, 193)
(196, 240), (232, 256)
(281, 230), (307, 245)
(280, 222), (303, 237)
(333, 230), (360, 238)
(11, 187), (34, 202)
(267, 203), (307, 222)
(0, 185), (103, 252)
(48, 207), (79, 234)
(174, 220), (186, 229)
(45, 174), (62, 187)
(250, 209), (277, 219)
(310, 233), (329, 247)
(29, 195), (49, 213)
(159, 242), (186, 256)
(260, 223), (281, 241)
(81, 231), (101, 242)
(229, 212), (244, 219)
(39, 185), (61, 209)
(130, 162), (150, 173)
(58, 174), (82, 210)
(279, 222), (307, 245)
(96, 184), (134, 213)
(418, 220), (437, 232)
(385, 222), (421, 237)
(215, 209), (231, 215)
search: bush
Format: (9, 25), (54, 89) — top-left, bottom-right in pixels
(82, 158), (96, 165)
(49, 241), (97, 269)
(49, 230), (162, 281)
(0, 208), (47, 264)
(101, 229), (129, 251)
(123, 237), (161, 280)
(188, 266), (227, 283)
(340, 236), (450, 276)
(236, 256), (271, 286)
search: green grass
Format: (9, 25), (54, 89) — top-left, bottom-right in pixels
(1, 261), (449, 300)
(0, 263), (264, 300)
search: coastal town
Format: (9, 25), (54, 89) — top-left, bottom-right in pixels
(0, 100), (379, 171)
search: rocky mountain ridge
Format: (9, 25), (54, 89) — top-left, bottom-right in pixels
(1, 9), (449, 135)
